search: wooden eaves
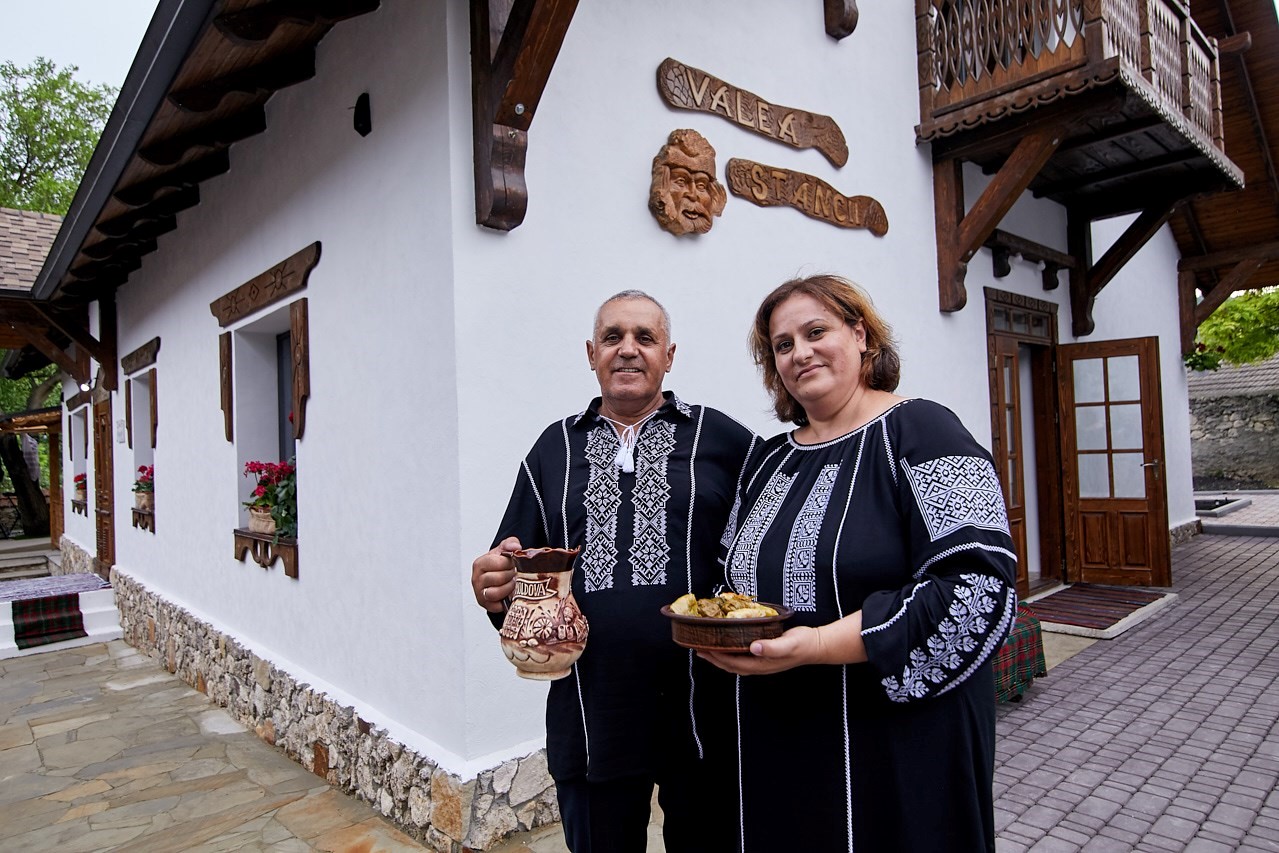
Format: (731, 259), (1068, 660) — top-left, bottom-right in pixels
(0, 0), (382, 381)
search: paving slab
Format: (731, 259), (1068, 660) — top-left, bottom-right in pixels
(0, 639), (424, 851)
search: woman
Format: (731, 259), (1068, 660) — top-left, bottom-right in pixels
(702, 275), (1017, 852)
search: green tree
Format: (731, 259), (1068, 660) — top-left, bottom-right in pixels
(1, 57), (116, 214)
(0, 359), (61, 536)
(1187, 288), (1279, 371)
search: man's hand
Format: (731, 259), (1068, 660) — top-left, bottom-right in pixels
(472, 536), (521, 613)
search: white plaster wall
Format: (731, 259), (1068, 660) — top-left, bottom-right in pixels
(107, 1), (477, 771)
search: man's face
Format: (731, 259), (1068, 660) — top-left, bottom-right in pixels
(586, 298), (675, 413)
(666, 166), (715, 234)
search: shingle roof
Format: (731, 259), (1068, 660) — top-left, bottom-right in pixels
(0, 207), (62, 293)
(1187, 352), (1279, 399)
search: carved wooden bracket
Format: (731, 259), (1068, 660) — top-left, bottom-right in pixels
(132, 508), (155, 533)
(29, 297), (116, 390)
(210, 242), (320, 326)
(71, 499), (88, 517)
(1067, 197), (1182, 337)
(932, 124), (1065, 312)
(234, 529), (298, 579)
(983, 229), (1076, 290)
(471, 0), (580, 230)
(824, 0), (858, 39)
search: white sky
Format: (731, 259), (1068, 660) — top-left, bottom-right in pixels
(0, 0), (1275, 94)
(0, 0), (159, 90)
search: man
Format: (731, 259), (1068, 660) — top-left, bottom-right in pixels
(648, 129), (727, 236)
(472, 290), (755, 853)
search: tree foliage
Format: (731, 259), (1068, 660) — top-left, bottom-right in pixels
(1187, 288), (1279, 371)
(0, 57), (116, 215)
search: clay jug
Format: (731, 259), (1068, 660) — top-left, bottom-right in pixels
(499, 546), (588, 680)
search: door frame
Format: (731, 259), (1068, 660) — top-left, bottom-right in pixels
(984, 288), (1064, 599)
(92, 395), (115, 578)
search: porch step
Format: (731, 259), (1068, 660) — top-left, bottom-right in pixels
(0, 584), (121, 660)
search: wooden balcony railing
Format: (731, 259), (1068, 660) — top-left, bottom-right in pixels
(916, 0), (1224, 154)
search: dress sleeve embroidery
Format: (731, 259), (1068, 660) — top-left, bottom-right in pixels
(902, 455), (1010, 541)
(878, 573), (1010, 702)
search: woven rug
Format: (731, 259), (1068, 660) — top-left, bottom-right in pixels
(0, 573), (108, 603)
(1025, 583), (1177, 640)
(13, 594), (87, 649)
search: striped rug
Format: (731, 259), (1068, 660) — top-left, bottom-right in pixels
(1025, 583), (1176, 639)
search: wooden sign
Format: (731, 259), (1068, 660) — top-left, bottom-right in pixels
(657, 58), (847, 168)
(726, 159), (888, 236)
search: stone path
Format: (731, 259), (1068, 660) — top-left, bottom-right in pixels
(0, 639), (424, 851)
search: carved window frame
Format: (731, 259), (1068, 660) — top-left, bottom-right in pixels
(210, 244), (317, 579)
(122, 337), (160, 534)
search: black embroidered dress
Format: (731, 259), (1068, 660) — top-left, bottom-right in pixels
(492, 392), (757, 784)
(718, 399), (1017, 852)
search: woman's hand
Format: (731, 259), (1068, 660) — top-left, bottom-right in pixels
(471, 536), (520, 613)
(697, 612), (867, 674)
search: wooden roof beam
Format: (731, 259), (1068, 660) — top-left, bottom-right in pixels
(138, 108), (267, 167)
(113, 150), (229, 208)
(169, 50), (316, 113)
(471, 0), (580, 230)
(6, 322), (88, 384)
(1068, 196), (1183, 337)
(215, 0), (380, 43)
(1178, 239), (1279, 272)
(32, 294), (117, 392)
(1215, 0), (1279, 220)
(934, 123), (1065, 311)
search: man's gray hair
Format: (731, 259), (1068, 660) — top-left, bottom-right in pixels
(593, 290), (672, 340)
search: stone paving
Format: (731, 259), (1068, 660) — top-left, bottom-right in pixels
(995, 534), (1279, 852)
(0, 639), (424, 851)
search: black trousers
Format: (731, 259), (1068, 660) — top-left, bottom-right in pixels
(555, 771), (733, 853)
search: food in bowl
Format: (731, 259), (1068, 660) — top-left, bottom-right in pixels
(661, 592), (792, 652)
(668, 591), (778, 619)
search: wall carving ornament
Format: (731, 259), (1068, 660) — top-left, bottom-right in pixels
(649, 129), (727, 236)
(726, 158), (888, 236)
(657, 58), (848, 168)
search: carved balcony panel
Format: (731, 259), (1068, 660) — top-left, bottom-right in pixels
(916, 0), (1241, 213)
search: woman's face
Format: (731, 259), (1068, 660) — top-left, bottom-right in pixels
(768, 292), (867, 416)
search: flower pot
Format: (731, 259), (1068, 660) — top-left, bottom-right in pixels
(248, 507), (276, 535)
(499, 547), (588, 681)
(135, 492), (154, 512)
(73, 488), (87, 502)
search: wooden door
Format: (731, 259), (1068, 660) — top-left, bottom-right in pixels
(1057, 337), (1170, 586)
(990, 335), (1030, 594)
(92, 398), (115, 577)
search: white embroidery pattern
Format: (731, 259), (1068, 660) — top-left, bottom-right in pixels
(904, 455), (1010, 541)
(631, 420), (676, 586)
(581, 427), (620, 593)
(728, 467), (795, 597)
(881, 573), (1005, 702)
(782, 464), (839, 612)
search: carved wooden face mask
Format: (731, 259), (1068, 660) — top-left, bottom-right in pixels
(649, 129), (727, 236)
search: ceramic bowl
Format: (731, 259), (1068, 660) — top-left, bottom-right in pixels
(660, 603), (793, 652)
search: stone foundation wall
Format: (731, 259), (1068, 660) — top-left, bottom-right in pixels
(1189, 395), (1279, 488)
(86, 549), (557, 850)
(1169, 518), (1201, 549)
(54, 534), (97, 575)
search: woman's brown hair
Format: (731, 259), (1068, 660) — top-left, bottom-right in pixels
(750, 274), (900, 426)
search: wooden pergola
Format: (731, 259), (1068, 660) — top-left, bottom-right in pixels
(0, 406), (63, 548)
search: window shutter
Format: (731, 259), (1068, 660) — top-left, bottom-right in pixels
(220, 332), (233, 442)
(290, 298), (309, 440)
(149, 367), (158, 449)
